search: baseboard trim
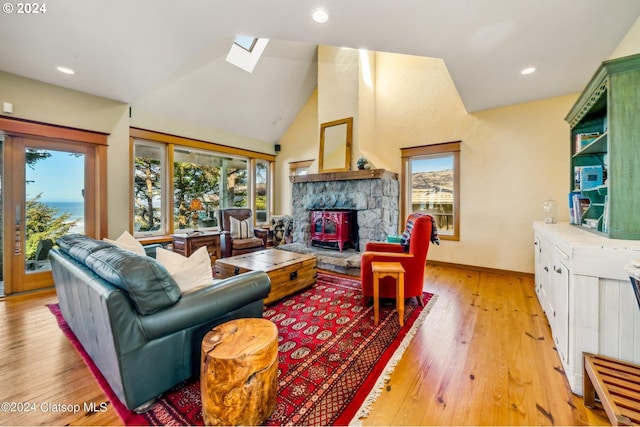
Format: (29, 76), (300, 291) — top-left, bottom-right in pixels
(427, 260), (534, 279)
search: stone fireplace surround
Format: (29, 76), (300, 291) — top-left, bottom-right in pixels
(290, 169), (399, 252)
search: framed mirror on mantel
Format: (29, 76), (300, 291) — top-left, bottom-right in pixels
(318, 117), (352, 173)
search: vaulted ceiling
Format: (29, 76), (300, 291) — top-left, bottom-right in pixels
(1, 0), (639, 145)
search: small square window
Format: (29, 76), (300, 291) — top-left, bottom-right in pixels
(234, 35), (258, 52)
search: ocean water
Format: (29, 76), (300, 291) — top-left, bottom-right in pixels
(44, 201), (84, 234)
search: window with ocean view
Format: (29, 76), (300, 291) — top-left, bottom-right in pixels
(25, 148), (85, 271)
(1, 121), (105, 295)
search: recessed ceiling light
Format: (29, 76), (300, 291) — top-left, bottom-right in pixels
(312, 8), (329, 24)
(57, 66), (75, 75)
(521, 67), (536, 75)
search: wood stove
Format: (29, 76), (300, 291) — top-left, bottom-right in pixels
(309, 210), (355, 252)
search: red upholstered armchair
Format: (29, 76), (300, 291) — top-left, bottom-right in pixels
(360, 214), (434, 306)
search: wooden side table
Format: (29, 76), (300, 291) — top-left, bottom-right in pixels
(201, 318), (278, 426)
(371, 261), (405, 326)
(172, 232), (221, 265)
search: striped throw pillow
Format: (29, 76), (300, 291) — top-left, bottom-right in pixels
(230, 216), (254, 239)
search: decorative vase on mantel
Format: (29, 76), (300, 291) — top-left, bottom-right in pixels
(357, 157), (371, 170)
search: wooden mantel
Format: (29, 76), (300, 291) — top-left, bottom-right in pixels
(290, 169), (397, 183)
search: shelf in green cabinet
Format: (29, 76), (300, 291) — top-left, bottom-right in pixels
(573, 132), (608, 157)
(581, 185), (607, 204)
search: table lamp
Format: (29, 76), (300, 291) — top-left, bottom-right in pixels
(189, 199), (203, 231)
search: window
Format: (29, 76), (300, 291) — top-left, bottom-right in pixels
(173, 147), (248, 231)
(234, 35), (258, 52)
(289, 160), (313, 176)
(131, 129), (275, 236)
(226, 36), (269, 73)
(401, 141), (460, 240)
(254, 159), (270, 224)
(0, 117), (108, 294)
(133, 142), (165, 233)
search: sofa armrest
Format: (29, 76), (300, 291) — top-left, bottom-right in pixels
(365, 241), (405, 253)
(139, 270), (270, 339)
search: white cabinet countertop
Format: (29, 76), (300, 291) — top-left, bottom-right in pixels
(534, 222), (640, 281)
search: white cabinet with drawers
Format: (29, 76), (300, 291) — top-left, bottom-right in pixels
(533, 221), (640, 394)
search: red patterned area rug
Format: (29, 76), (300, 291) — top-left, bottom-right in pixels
(49, 271), (437, 426)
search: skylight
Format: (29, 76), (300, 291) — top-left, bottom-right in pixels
(226, 36), (269, 73)
(234, 35), (258, 52)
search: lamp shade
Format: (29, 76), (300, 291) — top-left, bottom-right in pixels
(189, 199), (203, 211)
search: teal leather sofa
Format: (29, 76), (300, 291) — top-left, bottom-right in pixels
(49, 234), (271, 412)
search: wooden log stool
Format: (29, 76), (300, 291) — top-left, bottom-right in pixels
(201, 318), (279, 426)
(371, 261), (406, 326)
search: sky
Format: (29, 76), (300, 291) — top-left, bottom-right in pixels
(411, 155), (453, 173)
(25, 150), (85, 202)
(22, 149), (449, 202)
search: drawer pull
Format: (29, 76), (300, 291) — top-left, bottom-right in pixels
(290, 271), (298, 281)
(234, 267), (240, 275)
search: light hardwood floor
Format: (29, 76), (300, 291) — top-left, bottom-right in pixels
(0, 264), (609, 426)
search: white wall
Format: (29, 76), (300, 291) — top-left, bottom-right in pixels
(278, 51), (575, 274)
(276, 10), (640, 273)
(610, 15), (640, 59)
(275, 89), (319, 213)
(378, 52), (578, 273)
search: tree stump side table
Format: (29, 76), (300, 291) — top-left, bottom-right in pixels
(201, 318), (279, 426)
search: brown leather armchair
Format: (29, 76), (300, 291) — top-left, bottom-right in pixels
(218, 208), (268, 258)
(360, 214), (435, 306)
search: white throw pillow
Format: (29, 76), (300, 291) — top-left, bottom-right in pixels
(155, 246), (213, 293)
(104, 231), (146, 255)
(230, 216), (254, 239)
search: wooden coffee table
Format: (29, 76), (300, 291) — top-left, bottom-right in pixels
(215, 249), (317, 305)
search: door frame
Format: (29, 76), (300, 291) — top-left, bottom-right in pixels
(1, 117), (108, 295)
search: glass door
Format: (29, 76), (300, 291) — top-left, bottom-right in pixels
(4, 136), (90, 294)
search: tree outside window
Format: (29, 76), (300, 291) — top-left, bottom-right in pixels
(133, 139), (256, 235)
(134, 143), (164, 233)
(173, 148), (247, 231)
(255, 160), (269, 224)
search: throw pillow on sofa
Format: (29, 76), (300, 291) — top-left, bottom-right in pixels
(104, 230), (146, 255)
(85, 246), (182, 315)
(230, 216), (254, 239)
(156, 246), (214, 293)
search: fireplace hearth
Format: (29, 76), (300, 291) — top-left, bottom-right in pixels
(277, 243), (361, 276)
(290, 169), (399, 251)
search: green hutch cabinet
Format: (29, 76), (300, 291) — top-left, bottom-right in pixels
(565, 53), (640, 240)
